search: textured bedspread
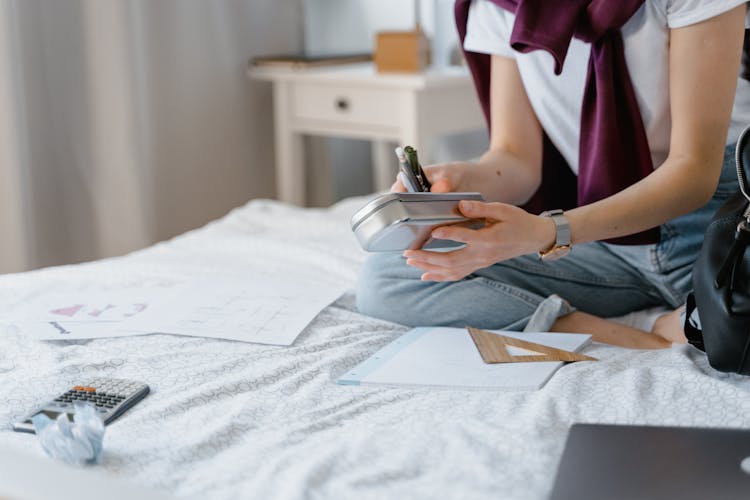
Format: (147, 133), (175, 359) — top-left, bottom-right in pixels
(2, 197), (750, 500)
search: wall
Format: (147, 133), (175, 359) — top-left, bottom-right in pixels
(303, 0), (488, 204)
(304, 0), (456, 55)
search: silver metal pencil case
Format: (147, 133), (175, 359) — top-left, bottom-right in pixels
(351, 192), (485, 252)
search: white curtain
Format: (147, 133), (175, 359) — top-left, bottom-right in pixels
(0, 0), (302, 273)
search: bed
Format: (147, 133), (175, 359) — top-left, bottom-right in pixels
(2, 196), (750, 500)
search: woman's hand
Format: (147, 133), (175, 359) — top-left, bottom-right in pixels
(403, 200), (556, 281)
(390, 162), (476, 194)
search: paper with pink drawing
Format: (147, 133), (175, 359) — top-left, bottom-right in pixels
(6, 277), (344, 345)
(10, 289), (169, 324)
(4, 288), (179, 340)
(44, 298), (148, 322)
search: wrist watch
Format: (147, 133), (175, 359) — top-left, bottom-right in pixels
(538, 209), (571, 261)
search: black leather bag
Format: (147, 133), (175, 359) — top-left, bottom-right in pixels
(687, 125), (750, 374)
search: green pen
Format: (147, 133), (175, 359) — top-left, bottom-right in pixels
(403, 146), (432, 192)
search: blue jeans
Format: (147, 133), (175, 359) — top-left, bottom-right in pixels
(356, 146), (738, 330)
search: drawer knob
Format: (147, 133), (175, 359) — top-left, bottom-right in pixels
(334, 97), (350, 112)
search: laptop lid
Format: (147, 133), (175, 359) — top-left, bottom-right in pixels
(549, 423), (750, 500)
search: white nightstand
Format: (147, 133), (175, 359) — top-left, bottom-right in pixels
(248, 63), (485, 206)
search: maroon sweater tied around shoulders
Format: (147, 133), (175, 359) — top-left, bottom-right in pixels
(456, 0), (659, 245)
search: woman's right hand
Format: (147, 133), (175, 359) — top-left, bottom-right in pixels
(390, 162), (473, 194)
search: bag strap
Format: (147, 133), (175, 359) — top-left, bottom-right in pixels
(743, 26), (749, 82)
(736, 124), (750, 202)
(684, 293), (705, 352)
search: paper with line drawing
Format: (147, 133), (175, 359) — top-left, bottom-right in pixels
(120, 278), (345, 345)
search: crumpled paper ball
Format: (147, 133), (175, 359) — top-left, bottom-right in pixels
(32, 401), (105, 465)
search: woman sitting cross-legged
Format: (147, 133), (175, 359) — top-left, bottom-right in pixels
(357, 1), (750, 349)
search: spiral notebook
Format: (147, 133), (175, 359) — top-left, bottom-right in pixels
(337, 327), (591, 391)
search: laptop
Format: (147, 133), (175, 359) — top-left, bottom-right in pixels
(549, 423), (750, 500)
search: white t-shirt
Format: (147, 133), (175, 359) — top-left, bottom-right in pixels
(464, 0), (750, 174)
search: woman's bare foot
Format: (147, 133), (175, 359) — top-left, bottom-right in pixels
(552, 311), (671, 349)
(651, 307), (688, 344)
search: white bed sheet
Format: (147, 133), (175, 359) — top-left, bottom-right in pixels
(2, 197), (750, 500)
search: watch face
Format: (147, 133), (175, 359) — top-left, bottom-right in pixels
(540, 245), (571, 261)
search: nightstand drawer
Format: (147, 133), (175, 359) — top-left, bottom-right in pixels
(292, 84), (401, 128)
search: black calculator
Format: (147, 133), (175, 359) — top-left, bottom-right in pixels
(13, 378), (150, 434)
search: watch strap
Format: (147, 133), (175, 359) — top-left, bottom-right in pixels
(540, 209), (571, 247)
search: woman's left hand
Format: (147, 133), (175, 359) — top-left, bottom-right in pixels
(403, 200), (555, 281)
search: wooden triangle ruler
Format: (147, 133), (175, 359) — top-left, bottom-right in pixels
(467, 327), (597, 364)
